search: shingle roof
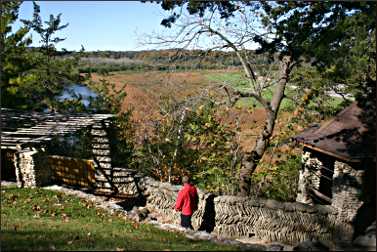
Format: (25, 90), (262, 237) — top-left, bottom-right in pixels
(294, 102), (374, 162)
(1, 108), (114, 150)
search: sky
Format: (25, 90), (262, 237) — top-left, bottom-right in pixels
(14, 1), (175, 51)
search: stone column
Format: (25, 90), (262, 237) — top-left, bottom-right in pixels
(331, 161), (364, 241)
(14, 148), (50, 188)
(296, 150), (322, 205)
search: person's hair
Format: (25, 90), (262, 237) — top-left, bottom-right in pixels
(182, 176), (190, 184)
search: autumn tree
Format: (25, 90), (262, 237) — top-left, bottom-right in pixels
(155, 1), (376, 196)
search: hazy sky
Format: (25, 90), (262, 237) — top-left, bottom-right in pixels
(15, 1), (174, 51)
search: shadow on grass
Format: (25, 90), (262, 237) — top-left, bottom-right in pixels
(1, 229), (98, 251)
(1, 223), (235, 251)
(1, 228), (175, 251)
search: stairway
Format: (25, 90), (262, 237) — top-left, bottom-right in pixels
(91, 121), (140, 196)
(91, 121), (114, 193)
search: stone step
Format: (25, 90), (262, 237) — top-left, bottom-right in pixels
(91, 130), (108, 136)
(95, 163), (112, 169)
(96, 170), (111, 177)
(92, 149), (111, 155)
(96, 156), (112, 163)
(95, 181), (112, 188)
(91, 137), (109, 144)
(91, 124), (104, 129)
(92, 143), (111, 149)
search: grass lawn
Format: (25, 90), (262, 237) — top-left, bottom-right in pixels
(205, 71), (344, 113)
(205, 71), (295, 111)
(1, 186), (240, 251)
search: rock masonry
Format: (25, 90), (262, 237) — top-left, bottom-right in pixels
(130, 175), (344, 245)
(91, 120), (113, 192)
(296, 150), (322, 205)
(14, 148), (51, 188)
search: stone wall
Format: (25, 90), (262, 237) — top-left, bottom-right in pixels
(132, 175), (346, 245)
(14, 148), (51, 187)
(212, 196), (337, 244)
(138, 177), (209, 230)
(331, 161), (365, 240)
(332, 161), (364, 222)
(48, 155), (96, 188)
(113, 168), (144, 196)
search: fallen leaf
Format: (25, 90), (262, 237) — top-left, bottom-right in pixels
(132, 223), (139, 229)
(32, 205), (41, 211)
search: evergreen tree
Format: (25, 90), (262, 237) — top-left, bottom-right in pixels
(1, 1), (82, 111)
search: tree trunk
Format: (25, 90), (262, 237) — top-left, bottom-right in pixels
(170, 108), (187, 183)
(239, 56), (293, 196)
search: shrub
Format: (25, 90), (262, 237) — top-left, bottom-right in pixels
(250, 154), (301, 202)
(137, 95), (241, 194)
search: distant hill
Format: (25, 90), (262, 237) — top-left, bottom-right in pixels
(27, 47), (275, 73)
(76, 49), (275, 73)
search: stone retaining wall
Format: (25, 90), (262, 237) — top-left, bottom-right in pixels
(133, 175), (348, 245)
(212, 196), (337, 244)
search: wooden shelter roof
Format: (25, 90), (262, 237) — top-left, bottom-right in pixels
(1, 108), (114, 150)
(294, 102), (374, 163)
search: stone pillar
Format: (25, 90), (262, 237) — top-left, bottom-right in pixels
(296, 150), (322, 205)
(14, 148), (51, 188)
(91, 120), (113, 192)
(331, 161), (364, 241)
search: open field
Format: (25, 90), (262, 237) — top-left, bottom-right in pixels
(88, 69), (343, 175)
(1, 186), (240, 251)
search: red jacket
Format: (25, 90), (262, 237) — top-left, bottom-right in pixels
(175, 183), (198, 216)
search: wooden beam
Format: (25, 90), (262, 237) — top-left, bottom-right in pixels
(308, 187), (332, 204)
(302, 143), (361, 163)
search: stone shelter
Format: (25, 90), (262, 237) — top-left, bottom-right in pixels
(294, 102), (376, 239)
(0, 108), (128, 193)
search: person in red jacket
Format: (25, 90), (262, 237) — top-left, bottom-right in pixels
(175, 176), (199, 229)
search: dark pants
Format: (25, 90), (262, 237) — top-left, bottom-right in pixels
(180, 214), (193, 229)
